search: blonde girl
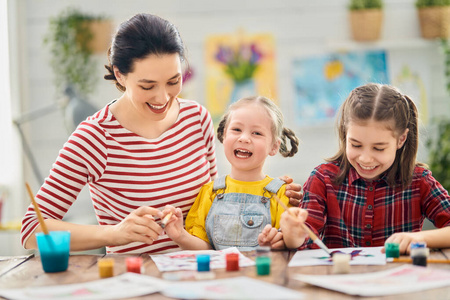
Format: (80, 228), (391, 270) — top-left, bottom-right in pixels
(162, 96), (299, 250)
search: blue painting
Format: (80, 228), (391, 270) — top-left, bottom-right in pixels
(293, 50), (389, 126)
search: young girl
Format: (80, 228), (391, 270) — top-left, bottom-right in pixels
(280, 83), (450, 254)
(161, 96), (299, 250)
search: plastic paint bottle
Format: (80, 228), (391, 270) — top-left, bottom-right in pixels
(256, 256), (271, 275)
(332, 253), (351, 274)
(410, 242), (428, 267)
(385, 242), (400, 258)
(126, 257), (143, 273)
(196, 254), (211, 272)
(226, 253), (239, 271)
(98, 258), (114, 278)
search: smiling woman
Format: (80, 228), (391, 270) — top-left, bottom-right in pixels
(20, 13), (218, 255)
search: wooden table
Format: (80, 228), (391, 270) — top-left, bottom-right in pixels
(0, 249), (449, 299)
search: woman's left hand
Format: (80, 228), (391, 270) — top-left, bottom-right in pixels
(279, 175), (303, 207)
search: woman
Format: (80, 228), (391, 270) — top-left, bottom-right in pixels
(21, 13), (301, 254)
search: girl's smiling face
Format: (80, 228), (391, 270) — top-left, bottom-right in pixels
(346, 120), (408, 181)
(223, 103), (280, 181)
(114, 53), (182, 121)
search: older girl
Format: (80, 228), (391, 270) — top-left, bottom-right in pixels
(281, 83), (450, 254)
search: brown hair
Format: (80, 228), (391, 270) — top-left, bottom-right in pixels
(328, 83), (426, 188)
(104, 13), (186, 92)
(217, 96), (299, 157)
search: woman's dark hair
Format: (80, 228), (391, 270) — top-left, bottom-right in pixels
(104, 13), (186, 92)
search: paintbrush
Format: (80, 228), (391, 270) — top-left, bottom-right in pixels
(26, 182), (49, 235)
(161, 212), (173, 229)
(272, 194), (332, 256)
(391, 257), (450, 264)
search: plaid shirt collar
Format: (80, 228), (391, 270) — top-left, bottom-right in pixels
(347, 166), (389, 186)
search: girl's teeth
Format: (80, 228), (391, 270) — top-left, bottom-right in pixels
(360, 164), (376, 170)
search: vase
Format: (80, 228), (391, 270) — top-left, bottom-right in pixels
(230, 79), (256, 104)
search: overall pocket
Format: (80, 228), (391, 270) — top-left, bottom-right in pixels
(212, 214), (265, 247)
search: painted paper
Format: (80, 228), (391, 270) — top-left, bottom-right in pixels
(288, 246), (386, 267)
(294, 264), (450, 296)
(150, 247), (255, 272)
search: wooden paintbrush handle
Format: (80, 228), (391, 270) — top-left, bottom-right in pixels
(26, 183), (49, 235)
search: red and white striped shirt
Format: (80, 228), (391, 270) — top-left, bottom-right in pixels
(21, 99), (218, 254)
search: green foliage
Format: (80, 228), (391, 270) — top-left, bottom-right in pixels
(43, 8), (106, 97)
(427, 118), (450, 191)
(416, 0), (450, 8)
(349, 0), (383, 10)
(441, 39), (450, 94)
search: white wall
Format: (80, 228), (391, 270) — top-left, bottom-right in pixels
(5, 0), (449, 250)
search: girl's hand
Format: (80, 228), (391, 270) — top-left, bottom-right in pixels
(109, 206), (163, 246)
(280, 207), (309, 249)
(160, 205), (184, 241)
(279, 175), (303, 207)
(382, 232), (426, 255)
(258, 224), (285, 249)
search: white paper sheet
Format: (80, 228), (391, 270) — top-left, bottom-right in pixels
(150, 247), (255, 272)
(293, 264), (450, 296)
(288, 246), (386, 267)
(0, 273), (167, 300)
(162, 276), (304, 299)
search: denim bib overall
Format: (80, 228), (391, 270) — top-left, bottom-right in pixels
(205, 175), (285, 251)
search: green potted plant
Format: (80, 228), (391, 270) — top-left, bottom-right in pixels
(348, 0), (384, 41)
(427, 117), (450, 191)
(44, 8), (111, 97)
(416, 0), (450, 39)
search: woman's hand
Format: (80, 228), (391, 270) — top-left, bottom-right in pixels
(160, 205), (184, 241)
(258, 224), (285, 249)
(279, 175), (303, 207)
(109, 206), (163, 246)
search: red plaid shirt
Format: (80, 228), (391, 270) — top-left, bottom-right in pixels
(300, 162), (450, 249)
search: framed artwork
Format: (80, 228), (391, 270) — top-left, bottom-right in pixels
(205, 31), (277, 123)
(292, 49), (389, 127)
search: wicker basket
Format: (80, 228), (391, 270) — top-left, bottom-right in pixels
(349, 9), (383, 42)
(78, 20), (112, 54)
(418, 6), (450, 39)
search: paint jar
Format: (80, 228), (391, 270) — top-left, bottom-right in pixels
(385, 242), (400, 258)
(126, 257), (143, 273)
(98, 258), (114, 278)
(410, 241), (429, 267)
(196, 254), (210, 272)
(256, 256), (271, 275)
(332, 253), (351, 274)
(226, 253), (239, 271)
(36, 231), (71, 273)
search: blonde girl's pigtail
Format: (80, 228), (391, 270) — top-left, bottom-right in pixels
(279, 127), (299, 157)
(216, 114), (228, 143)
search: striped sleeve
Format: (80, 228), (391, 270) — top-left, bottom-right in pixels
(20, 119), (108, 247)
